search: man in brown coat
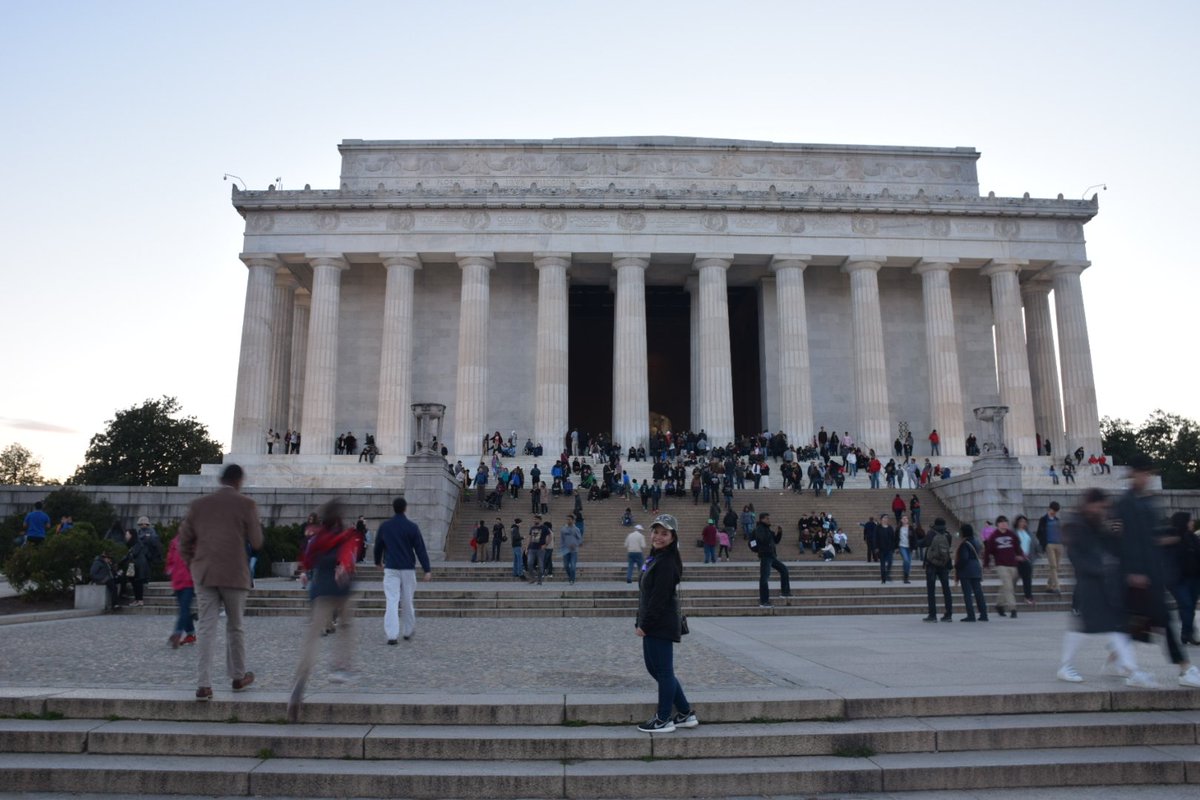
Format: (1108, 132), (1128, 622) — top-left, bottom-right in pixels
(178, 464), (264, 700)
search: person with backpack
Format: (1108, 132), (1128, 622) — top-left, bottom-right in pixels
(954, 524), (989, 622)
(751, 512), (791, 608)
(921, 518), (954, 622)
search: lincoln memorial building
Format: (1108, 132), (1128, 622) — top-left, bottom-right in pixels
(220, 137), (1102, 482)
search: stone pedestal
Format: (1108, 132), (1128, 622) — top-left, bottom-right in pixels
(403, 453), (458, 562)
(74, 584), (109, 611)
(938, 456), (1025, 532)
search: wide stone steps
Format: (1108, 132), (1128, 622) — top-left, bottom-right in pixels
(3, 686), (1200, 797)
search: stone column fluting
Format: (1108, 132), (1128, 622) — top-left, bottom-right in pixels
(288, 290), (310, 434)
(231, 254), (280, 454)
(981, 259), (1037, 456)
(914, 260), (967, 456)
(267, 269), (298, 437)
(376, 253), (422, 458)
(1048, 261), (1103, 457)
(533, 253), (571, 452)
(769, 255), (814, 446)
(453, 252), (495, 455)
(300, 254), (349, 457)
(611, 253), (650, 450)
(684, 276), (699, 431)
(844, 258), (892, 453)
(695, 254), (737, 446)
(1021, 280), (1065, 456)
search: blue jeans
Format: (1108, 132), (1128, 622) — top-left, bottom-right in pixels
(626, 552), (644, 582)
(900, 547), (912, 581)
(703, 544), (716, 563)
(879, 549), (894, 582)
(758, 555), (791, 604)
(512, 546), (524, 577)
(173, 587), (195, 635)
(563, 550), (579, 583)
(962, 576), (988, 620)
(642, 634), (690, 722)
(1171, 579), (1200, 642)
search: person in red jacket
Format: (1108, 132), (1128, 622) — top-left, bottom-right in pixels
(891, 494), (906, 522)
(867, 456), (882, 489)
(701, 519), (719, 564)
(929, 429), (940, 456)
(165, 535), (196, 648)
(983, 515), (1025, 618)
(288, 500), (360, 723)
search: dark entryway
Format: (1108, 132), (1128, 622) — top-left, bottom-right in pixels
(567, 283), (760, 440)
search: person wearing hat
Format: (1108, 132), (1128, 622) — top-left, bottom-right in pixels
(635, 513), (697, 733)
(1116, 453), (1200, 688)
(625, 524), (647, 583)
(136, 516), (163, 567)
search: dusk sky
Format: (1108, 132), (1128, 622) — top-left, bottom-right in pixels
(2, 0), (1197, 480)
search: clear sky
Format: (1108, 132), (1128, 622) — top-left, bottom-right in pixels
(1, 0), (1197, 481)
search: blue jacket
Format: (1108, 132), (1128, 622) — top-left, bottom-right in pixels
(373, 514), (431, 573)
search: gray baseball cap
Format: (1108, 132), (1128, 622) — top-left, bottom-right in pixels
(650, 513), (678, 532)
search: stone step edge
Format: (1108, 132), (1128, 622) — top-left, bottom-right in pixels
(3, 685), (1197, 725)
(2, 710), (1197, 761)
(0, 746), (1196, 798)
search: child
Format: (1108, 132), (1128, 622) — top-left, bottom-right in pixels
(165, 535), (196, 648)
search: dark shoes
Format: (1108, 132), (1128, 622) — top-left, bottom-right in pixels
(232, 672), (256, 692)
(387, 639), (398, 645)
(195, 687), (213, 701)
(922, 615), (938, 622)
(998, 608), (1008, 617)
(960, 617), (976, 623)
(940, 614), (953, 622)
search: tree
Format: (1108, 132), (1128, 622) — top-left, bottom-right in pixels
(0, 443), (46, 485)
(1101, 410), (1200, 490)
(71, 396), (224, 486)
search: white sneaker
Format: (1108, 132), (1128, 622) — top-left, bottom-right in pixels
(1179, 666), (1200, 688)
(1125, 671), (1160, 689)
(328, 669), (357, 685)
(1057, 666), (1084, 683)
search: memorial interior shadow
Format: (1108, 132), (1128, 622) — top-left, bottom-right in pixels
(567, 285), (760, 443)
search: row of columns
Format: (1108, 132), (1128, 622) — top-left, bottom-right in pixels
(230, 252), (1102, 461)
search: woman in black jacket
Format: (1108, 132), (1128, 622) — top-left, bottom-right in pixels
(635, 513), (697, 733)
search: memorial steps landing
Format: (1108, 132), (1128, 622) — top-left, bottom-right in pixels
(3, 686), (1200, 797)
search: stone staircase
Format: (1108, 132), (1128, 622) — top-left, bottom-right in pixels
(444, 484), (963, 563)
(3, 686), (1200, 796)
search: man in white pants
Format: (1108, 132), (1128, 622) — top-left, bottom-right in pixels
(373, 497), (432, 644)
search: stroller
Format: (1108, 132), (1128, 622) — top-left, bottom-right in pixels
(483, 490), (504, 511)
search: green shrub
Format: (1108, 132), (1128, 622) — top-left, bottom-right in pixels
(43, 488), (117, 533)
(261, 523), (306, 570)
(0, 513), (25, 567)
(3, 530), (113, 600)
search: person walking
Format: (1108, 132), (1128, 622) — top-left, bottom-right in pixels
(119, 529), (151, 607)
(374, 497), (432, 645)
(921, 518), (954, 622)
(510, 518), (525, 580)
(625, 524), (646, 584)
(753, 512), (791, 608)
(1117, 455), (1200, 688)
(635, 513), (698, 733)
(527, 516), (546, 585)
(897, 514), (914, 584)
(288, 500), (360, 722)
(1013, 515), (1041, 606)
(178, 464), (264, 701)
(1166, 512), (1200, 646)
(164, 534), (196, 648)
(701, 518), (719, 564)
(984, 516), (1023, 618)
(876, 514), (897, 584)
(1057, 488), (1144, 684)
(1036, 501), (1065, 594)
(560, 514), (583, 585)
(954, 524), (989, 622)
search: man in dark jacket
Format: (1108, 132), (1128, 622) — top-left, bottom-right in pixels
(876, 514), (897, 584)
(754, 512), (791, 607)
(922, 518), (954, 622)
(374, 498), (432, 645)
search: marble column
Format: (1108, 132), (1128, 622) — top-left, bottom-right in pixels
(453, 252), (495, 455)
(1048, 261), (1102, 457)
(844, 258), (892, 452)
(915, 260), (967, 457)
(981, 259), (1037, 456)
(684, 276), (699, 430)
(695, 255), (736, 446)
(769, 255), (814, 446)
(1021, 281), (1065, 456)
(612, 253), (650, 449)
(267, 269), (298, 436)
(533, 252), (570, 452)
(376, 253), (422, 458)
(231, 254), (280, 454)
(300, 254), (349, 457)
(288, 290), (310, 434)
